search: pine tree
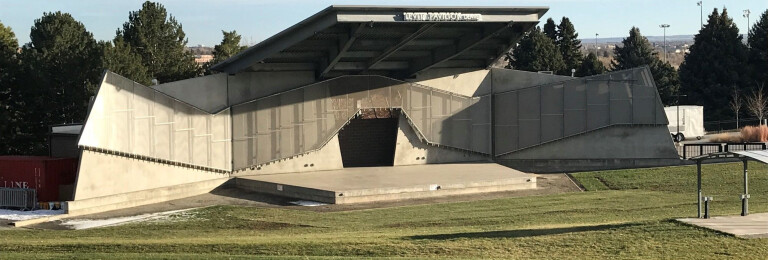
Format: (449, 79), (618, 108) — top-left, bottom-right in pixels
(679, 8), (750, 121)
(101, 36), (151, 85)
(118, 1), (198, 83)
(555, 17), (582, 76)
(749, 10), (768, 87)
(204, 30), (247, 74)
(576, 52), (605, 77)
(0, 22), (19, 154)
(14, 12), (102, 154)
(506, 27), (565, 73)
(542, 18), (557, 41)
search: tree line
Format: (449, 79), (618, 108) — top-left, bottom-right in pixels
(0, 1), (245, 155)
(508, 9), (768, 123)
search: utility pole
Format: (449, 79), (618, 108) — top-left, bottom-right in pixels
(697, 1), (703, 29)
(744, 9), (751, 46)
(660, 24), (670, 63)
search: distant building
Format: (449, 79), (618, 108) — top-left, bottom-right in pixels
(194, 54), (214, 65)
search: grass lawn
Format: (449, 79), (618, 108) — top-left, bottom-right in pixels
(2, 162), (767, 259)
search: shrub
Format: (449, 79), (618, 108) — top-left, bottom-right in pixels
(709, 133), (743, 143)
(740, 125), (768, 142)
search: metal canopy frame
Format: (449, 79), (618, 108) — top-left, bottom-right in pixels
(209, 5), (548, 79)
(690, 152), (753, 218)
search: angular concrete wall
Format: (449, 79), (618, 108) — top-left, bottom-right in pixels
(80, 72), (232, 171)
(393, 116), (488, 166)
(496, 125), (681, 172)
(73, 150), (228, 200)
(232, 135), (344, 176)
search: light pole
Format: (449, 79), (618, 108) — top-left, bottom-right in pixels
(744, 9), (751, 46)
(595, 33), (599, 54)
(660, 24), (670, 63)
(697, 1), (703, 29)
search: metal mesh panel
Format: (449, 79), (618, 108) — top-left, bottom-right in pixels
(493, 67), (667, 156)
(79, 72), (232, 171)
(231, 75), (491, 169)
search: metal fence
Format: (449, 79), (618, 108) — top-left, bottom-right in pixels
(704, 117), (762, 133)
(680, 144), (723, 159)
(0, 188), (37, 210)
(724, 142), (767, 152)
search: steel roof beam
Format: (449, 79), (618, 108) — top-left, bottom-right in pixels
(407, 22), (513, 77)
(318, 23), (366, 79)
(362, 23), (437, 73)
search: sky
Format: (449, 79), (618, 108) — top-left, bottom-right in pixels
(1, 0), (766, 47)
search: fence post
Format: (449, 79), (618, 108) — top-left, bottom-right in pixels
(683, 145), (687, 159)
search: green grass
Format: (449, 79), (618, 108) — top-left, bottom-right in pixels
(2, 162), (767, 259)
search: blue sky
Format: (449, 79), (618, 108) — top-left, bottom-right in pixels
(1, 0), (766, 47)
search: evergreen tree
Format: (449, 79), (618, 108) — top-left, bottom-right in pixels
(0, 22), (19, 154)
(555, 17), (582, 76)
(14, 12), (102, 154)
(542, 18), (557, 41)
(612, 27), (680, 105)
(204, 30), (247, 74)
(506, 27), (565, 73)
(679, 8), (749, 121)
(102, 36), (151, 85)
(576, 52), (605, 77)
(749, 10), (768, 87)
(118, 1), (198, 83)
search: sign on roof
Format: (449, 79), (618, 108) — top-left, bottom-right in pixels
(403, 12), (482, 21)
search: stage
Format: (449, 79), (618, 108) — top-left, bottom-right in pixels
(234, 163), (536, 204)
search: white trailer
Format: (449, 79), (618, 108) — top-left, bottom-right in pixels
(664, 105), (705, 142)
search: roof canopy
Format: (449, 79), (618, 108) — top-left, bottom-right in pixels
(211, 5), (548, 79)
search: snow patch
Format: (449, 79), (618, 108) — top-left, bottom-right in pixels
(289, 200), (327, 207)
(61, 208), (197, 230)
(0, 209), (65, 221)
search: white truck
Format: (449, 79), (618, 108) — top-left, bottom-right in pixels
(664, 105), (705, 142)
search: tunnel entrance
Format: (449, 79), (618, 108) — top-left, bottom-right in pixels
(338, 109), (399, 167)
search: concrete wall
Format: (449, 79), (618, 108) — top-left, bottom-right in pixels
(393, 116), (488, 165)
(490, 68), (572, 93)
(80, 72), (232, 171)
(496, 125), (682, 172)
(410, 68), (491, 96)
(227, 71), (316, 106)
(232, 135), (344, 176)
(73, 150), (229, 200)
(152, 73), (229, 113)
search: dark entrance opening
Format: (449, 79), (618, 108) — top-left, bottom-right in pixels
(338, 109), (399, 167)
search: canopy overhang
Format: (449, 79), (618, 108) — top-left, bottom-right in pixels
(210, 5), (548, 79)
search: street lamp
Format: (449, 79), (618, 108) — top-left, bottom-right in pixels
(697, 1), (703, 29)
(659, 24), (670, 63)
(744, 9), (751, 45)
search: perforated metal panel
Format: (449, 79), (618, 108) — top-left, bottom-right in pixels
(79, 72), (232, 171)
(493, 67), (667, 156)
(231, 75), (491, 169)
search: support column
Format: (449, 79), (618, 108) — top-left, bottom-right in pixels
(697, 160), (702, 218)
(742, 159), (749, 216)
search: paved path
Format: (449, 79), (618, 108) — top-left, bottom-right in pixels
(678, 213), (768, 238)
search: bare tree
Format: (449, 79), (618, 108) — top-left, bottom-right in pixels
(746, 83), (768, 125)
(729, 89), (742, 128)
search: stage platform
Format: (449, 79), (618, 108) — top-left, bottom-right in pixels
(234, 163), (536, 204)
(678, 213), (768, 238)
